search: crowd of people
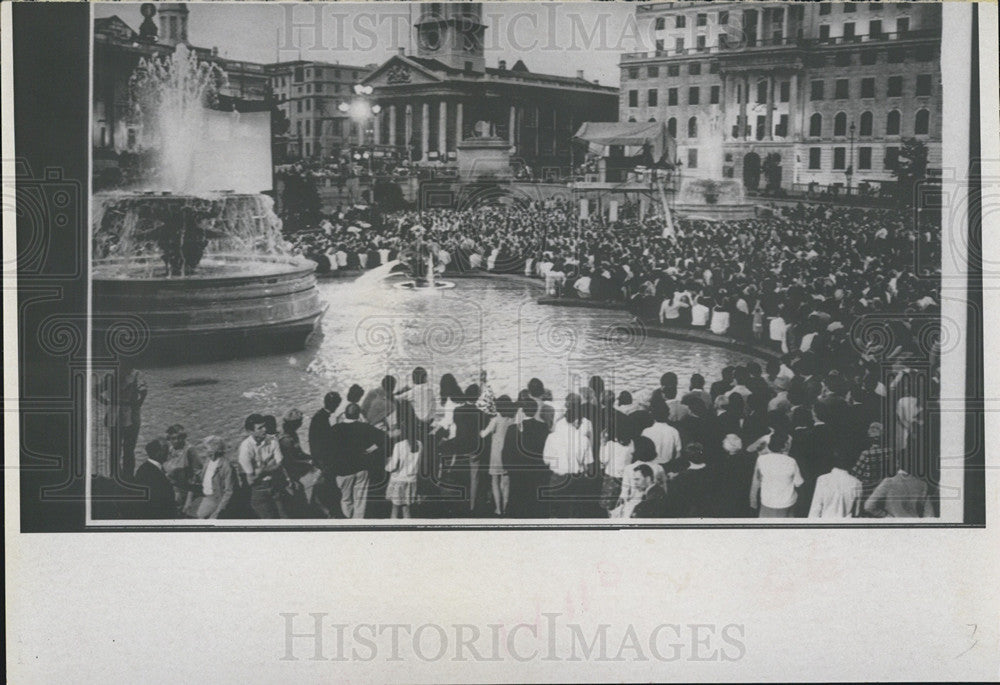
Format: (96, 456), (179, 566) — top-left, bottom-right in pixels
(110, 352), (936, 521)
(101, 198), (940, 520)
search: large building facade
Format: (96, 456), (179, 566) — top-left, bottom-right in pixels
(362, 3), (618, 175)
(269, 61), (375, 160)
(620, 2), (942, 192)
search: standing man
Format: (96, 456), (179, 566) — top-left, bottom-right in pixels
(329, 403), (386, 518)
(97, 361), (148, 481)
(237, 413), (283, 519)
(129, 439), (177, 519)
(396, 367), (436, 435)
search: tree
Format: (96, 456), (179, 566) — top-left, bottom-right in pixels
(267, 84), (291, 164)
(888, 137), (929, 207)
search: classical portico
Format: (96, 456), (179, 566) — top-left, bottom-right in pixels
(361, 3), (616, 170)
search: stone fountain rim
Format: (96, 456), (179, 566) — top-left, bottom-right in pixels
(92, 253), (316, 285)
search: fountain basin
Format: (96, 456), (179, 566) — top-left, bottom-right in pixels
(93, 254), (326, 360)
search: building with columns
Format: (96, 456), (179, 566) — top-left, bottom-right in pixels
(361, 3), (617, 175)
(620, 1), (941, 192)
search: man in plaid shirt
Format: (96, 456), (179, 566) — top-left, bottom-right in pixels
(851, 422), (892, 504)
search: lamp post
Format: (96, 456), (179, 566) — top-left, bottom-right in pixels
(339, 84), (381, 207)
(846, 120), (856, 196)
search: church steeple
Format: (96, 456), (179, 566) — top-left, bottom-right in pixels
(414, 3), (486, 73)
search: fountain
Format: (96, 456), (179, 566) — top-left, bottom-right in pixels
(392, 228), (455, 291)
(92, 44), (325, 359)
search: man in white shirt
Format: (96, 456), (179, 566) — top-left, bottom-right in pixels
(237, 413), (283, 519)
(573, 273), (592, 299)
(691, 298), (710, 327)
(396, 366), (437, 429)
(809, 455), (863, 518)
(749, 432), (803, 518)
(543, 404), (592, 517)
(640, 404), (681, 466)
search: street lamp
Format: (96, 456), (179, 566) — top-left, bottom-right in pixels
(846, 120), (856, 196)
(339, 88), (381, 207)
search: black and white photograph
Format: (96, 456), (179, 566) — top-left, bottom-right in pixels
(5, 0), (999, 681)
(84, 1), (964, 525)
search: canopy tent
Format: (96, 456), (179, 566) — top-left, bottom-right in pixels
(573, 121), (677, 166)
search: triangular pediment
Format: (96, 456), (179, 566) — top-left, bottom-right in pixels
(361, 55), (445, 88)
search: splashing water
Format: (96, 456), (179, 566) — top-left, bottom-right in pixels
(129, 44), (227, 193)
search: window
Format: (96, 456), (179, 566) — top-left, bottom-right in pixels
(697, 13), (707, 26)
(835, 79), (849, 99)
(676, 15), (686, 28)
(315, 83), (322, 93)
(305, 120), (311, 136)
(819, 24), (831, 39)
(859, 147), (872, 170)
(843, 2), (856, 12)
(696, 35), (707, 50)
(835, 51), (852, 67)
(886, 109), (901, 135)
(656, 38), (665, 52)
(305, 142), (310, 157)
(296, 121), (302, 135)
(655, 17), (665, 30)
(628, 67), (639, 79)
(887, 75), (903, 97)
(306, 99), (312, 111)
(668, 88), (678, 105)
(809, 113), (823, 137)
(888, 47), (905, 63)
(306, 84), (312, 94)
(306, 68), (312, 79)
(675, 37), (685, 52)
(870, 2), (882, 10)
(780, 81), (790, 102)
(294, 67), (303, 82)
(810, 80), (824, 101)
(296, 100), (302, 113)
(688, 87), (700, 105)
(869, 20), (883, 37)
(757, 80), (767, 104)
(819, 4), (831, 16)
(834, 112), (847, 136)
(689, 62), (701, 75)
(861, 50), (877, 65)
(648, 66), (659, 78)
(648, 89), (658, 107)
(859, 111), (873, 136)
(843, 23), (855, 39)
(667, 117), (677, 138)
(719, 11), (729, 25)
(628, 90), (638, 107)
(833, 147), (846, 169)
(668, 64), (680, 77)
(809, 147), (822, 169)
(896, 17), (909, 34)
(127, 128), (136, 149)
(916, 74), (932, 96)
(884, 146), (900, 170)
(709, 61), (719, 74)
(915, 108), (930, 135)
(710, 85), (720, 104)
(777, 114), (788, 137)
(688, 116), (698, 138)
(861, 77), (875, 98)
(687, 148), (698, 168)
(755, 115), (766, 140)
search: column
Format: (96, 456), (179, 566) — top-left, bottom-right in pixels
(389, 105), (397, 147)
(373, 111), (382, 145)
(508, 105), (516, 147)
(455, 101), (463, 151)
(438, 100), (447, 154)
(404, 104), (413, 156)
(765, 75), (775, 140)
(782, 7), (789, 41)
(551, 108), (557, 155)
(534, 105), (540, 157)
(421, 101), (430, 160)
(720, 73), (728, 140)
(790, 72), (800, 138)
(740, 74), (749, 140)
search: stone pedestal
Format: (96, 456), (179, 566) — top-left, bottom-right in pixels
(456, 136), (512, 181)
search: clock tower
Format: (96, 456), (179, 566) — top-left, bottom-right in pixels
(414, 3), (486, 74)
